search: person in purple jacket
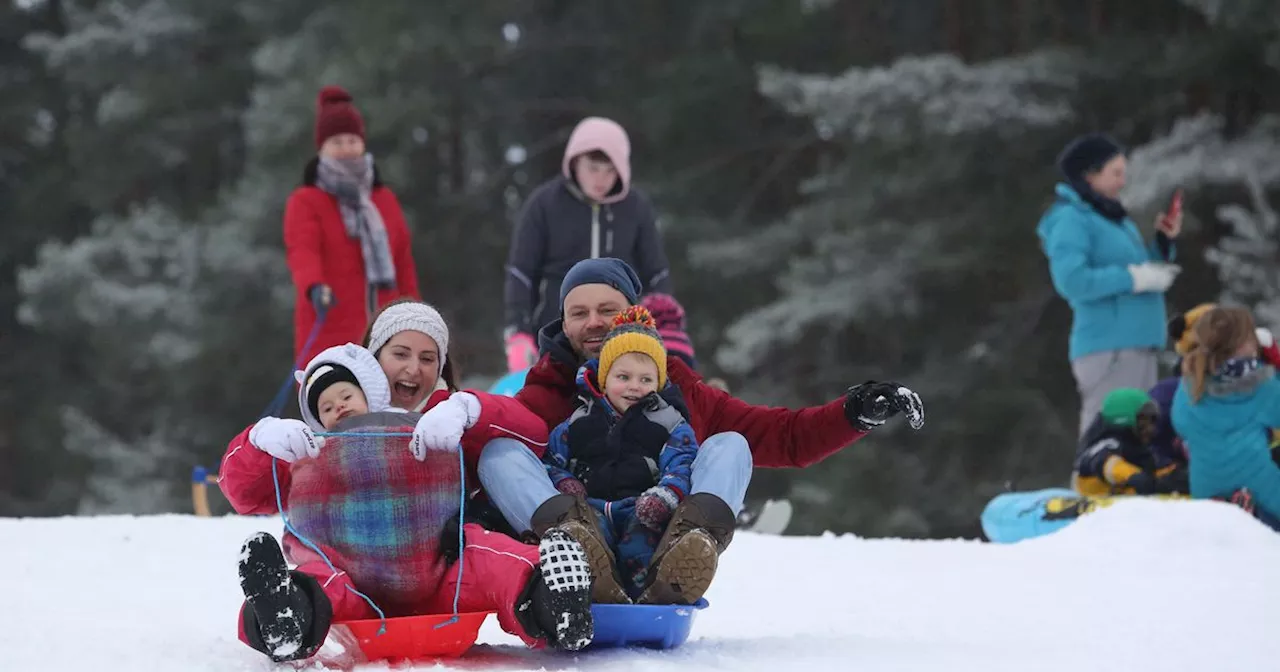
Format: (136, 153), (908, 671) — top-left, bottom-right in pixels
(1146, 376), (1185, 466)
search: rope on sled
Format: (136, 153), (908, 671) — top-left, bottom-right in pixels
(271, 429), (467, 636)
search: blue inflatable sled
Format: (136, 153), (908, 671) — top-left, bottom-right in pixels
(981, 488), (1190, 543)
(488, 367), (531, 397)
(981, 488), (1092, 544)
(589, 599), (709, 650)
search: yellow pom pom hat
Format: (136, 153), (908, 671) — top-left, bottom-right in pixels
(597, 305), (668, 389)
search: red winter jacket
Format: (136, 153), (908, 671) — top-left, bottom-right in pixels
(285, 160), (421, 365)
(515, 321), (867, 469)
(217, 390), (549, 515)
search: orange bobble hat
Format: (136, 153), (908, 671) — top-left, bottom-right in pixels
(597, 306), (668, 389)
(314, 85), (366, 149)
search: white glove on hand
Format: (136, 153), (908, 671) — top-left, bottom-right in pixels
(410, 391), (481, 460)
(248, 417), (324, 463)
(1128, 262), (1180, 293)
(1257, 327), (1274, 349)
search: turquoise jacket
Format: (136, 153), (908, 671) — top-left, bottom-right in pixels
(1037, 183), (1173, 360)
(1172, 372), (1280, 519)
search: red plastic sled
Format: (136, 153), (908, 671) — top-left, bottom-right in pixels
(328, 611), (493, 662)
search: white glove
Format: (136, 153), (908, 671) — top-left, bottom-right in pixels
(410, 392), (481, 460)
(1257, 327), (1274, 349)
(248, 417), (324, 463)
(1128, 262), (1180, 293)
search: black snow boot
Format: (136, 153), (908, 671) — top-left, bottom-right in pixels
(514, 528), (595, 651)
(530, 493), (630, 604)
(238, 532), (333, 662)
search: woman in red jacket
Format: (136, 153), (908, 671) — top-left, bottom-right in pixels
(285, 85), (421, 365)
(219, 300), (595, 659)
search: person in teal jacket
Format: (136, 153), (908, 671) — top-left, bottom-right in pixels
(1036, 133), (1183, 437)
(1171, 306), (1280, 529)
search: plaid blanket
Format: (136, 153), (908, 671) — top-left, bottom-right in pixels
(285, 411), (462, 616)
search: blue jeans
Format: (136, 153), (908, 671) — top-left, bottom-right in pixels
(690, 431), (752, 515)
(477, 438), (560, 534)
(477, 431), (755, 533)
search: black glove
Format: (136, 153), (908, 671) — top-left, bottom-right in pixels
(308, 283), (334, 318)
(1118, 470), (1157, 495)
(843, 381), (925, 432)
(1153, 466), (1189, 495)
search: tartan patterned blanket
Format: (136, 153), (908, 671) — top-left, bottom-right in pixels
(286, 411), (462, 616)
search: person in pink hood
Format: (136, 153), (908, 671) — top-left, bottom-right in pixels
(503, 117), (672, 372)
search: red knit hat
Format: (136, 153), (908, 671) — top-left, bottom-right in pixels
(314, 85), (365, 149)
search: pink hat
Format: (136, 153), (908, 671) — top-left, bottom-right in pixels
(561, 117), (632, 204)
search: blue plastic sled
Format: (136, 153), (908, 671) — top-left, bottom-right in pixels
(980, 487), (1094, 544)
(488, 367), (531, 397)
(586, 599), (709, 650)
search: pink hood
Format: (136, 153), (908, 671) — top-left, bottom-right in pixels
(561, 116), (631, 204)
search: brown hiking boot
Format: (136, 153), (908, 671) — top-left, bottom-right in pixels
(638, 493), (736, 606)
(530, 494), (631, 604)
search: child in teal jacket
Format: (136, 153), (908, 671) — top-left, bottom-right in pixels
(1172, 306), (1280, 527)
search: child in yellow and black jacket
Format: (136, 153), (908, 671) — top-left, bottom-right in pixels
(1072, 387), (1188, 496)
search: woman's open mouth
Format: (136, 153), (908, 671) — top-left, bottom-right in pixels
(394, 381), (420, 398)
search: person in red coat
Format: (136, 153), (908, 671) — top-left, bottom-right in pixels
(219, 301), (597, 657)
(477, 258), (926, 606)
(285, 85), (421, 366)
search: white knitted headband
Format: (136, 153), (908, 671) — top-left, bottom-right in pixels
(367, 302), (449, 375)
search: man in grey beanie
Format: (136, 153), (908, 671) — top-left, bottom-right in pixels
(476, 257), (925, 607)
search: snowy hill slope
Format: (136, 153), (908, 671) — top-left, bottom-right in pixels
(3, 498), (1279, 671)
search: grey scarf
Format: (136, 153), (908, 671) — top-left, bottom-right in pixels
(315, 154), (397, 290)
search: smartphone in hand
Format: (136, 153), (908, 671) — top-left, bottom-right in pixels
(1158, 188), (1183, 235)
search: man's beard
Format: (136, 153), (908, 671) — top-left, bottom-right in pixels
(574, 329), (609, 359)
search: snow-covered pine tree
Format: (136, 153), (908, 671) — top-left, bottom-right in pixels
(1125, 0), (1280, 327)
(1125, 114), (1280, 328)
(687, 50), (1086, 536)
(16, 1), (273, 513)
(17, 203), (286, 513)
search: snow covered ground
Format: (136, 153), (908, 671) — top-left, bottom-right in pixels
(4, 498), (1279, 671)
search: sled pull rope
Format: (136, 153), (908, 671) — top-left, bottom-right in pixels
(271, 431), (467, 636)
(260, 314), (327, 418)
(434, 438), (466, 630)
